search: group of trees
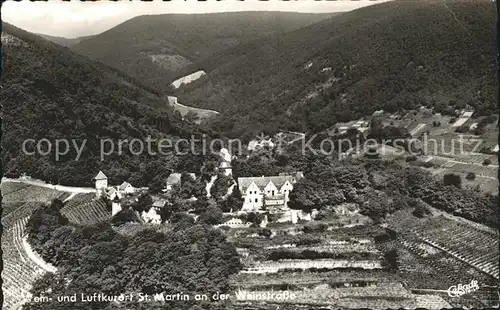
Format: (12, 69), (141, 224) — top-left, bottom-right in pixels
(26, 199), (69, 254)
(25, 201), (242, 310)
(281, 151), (498, 228)
(454, 115), (497, 136)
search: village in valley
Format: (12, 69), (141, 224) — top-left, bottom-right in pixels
(2, 107), (499, 309)
(1, 1), (499, 309)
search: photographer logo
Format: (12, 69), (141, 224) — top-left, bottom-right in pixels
(447, 280), (479, 297)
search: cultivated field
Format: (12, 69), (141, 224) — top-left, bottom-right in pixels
(2, 217), (48, 310)
(1, 181), (109, 309)
(60, 193), (112, 225)
(421, 153), (498, 194)
(225, 217), (462, 309)
(386, 209), (499, 307)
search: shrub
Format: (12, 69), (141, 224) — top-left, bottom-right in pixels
(267, 213), (282, 223)
(465, 172), (476, 181)
(483, 158), (492, 166)
(302, 223), (329, 233)
(382, 249), (399, 272)
(473, 126), (486, 136)
(258, 228), (272, 238)
(406, 155), (417, 162)
(295, 235), (322, 246)
(443, 173), (461, 188)
(111, 208), (139, 226)
(421, 161), (434, 168)
(412, 204), (431, 218)
(374, 229), (398, 242)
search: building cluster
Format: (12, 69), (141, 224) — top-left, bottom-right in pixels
(94, 171), (136, 216)
(247, 139), (275, 152)
(328, 119), (370, 136)
(93, 147), (309, 227)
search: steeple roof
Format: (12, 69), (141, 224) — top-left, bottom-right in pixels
(94, 171), (107, 180)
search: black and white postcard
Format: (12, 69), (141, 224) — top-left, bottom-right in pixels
(1, 0), (498, 309)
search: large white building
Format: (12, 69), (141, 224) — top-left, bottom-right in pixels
(237, 173), (303, 212)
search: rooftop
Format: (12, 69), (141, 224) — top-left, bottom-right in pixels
(94, 171), (107, 180)
(238, 175), (294, 193)
(119, 181), (131, 190)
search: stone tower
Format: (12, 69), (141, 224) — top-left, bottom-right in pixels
(219, 148), (232, 176)
(94, 171), (108, 198)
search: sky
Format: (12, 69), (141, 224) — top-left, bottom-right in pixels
(2, 0), (391, 38)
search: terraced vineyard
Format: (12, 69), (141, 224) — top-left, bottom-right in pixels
(225, 222), (455, 309)
(2, 202), (28, 218)
(2, 217), (49, 310)
(388, 212), (499, 279)
(0, 182), (31, 195)
(61, 196), (111, 225)
(396, 236), (499, 308)
(1, 181), (104, 309)
(2, 184), (63, 203)
(417, 220), (498, 277)
(1, 183), (70, 218)
(231, 269), (396, 289)
(386, 210), (499, 308)
(2, 202), (45, 228)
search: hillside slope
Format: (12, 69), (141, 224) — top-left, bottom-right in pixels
(71, 12), (335, 92)
(177, 0), (496, 136)
(1, 23), (198, 187)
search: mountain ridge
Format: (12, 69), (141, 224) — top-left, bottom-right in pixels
(175, 0), (496, 136)
(71, 11), (338, 92)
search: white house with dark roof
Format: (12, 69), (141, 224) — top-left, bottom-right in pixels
(238, 173), (302, 212)
(119, 181), (135, 194)
(105, 187), (123, 201)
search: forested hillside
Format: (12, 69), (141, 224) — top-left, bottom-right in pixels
(177, 0), (496, 136)
(24, 200), (241, 310)
(1, 23), (201, 187)
(71, 12), (335, 92)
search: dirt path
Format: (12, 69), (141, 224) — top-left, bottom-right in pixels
(22, 236), (57, 273)
(2, 177), (96, 193)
